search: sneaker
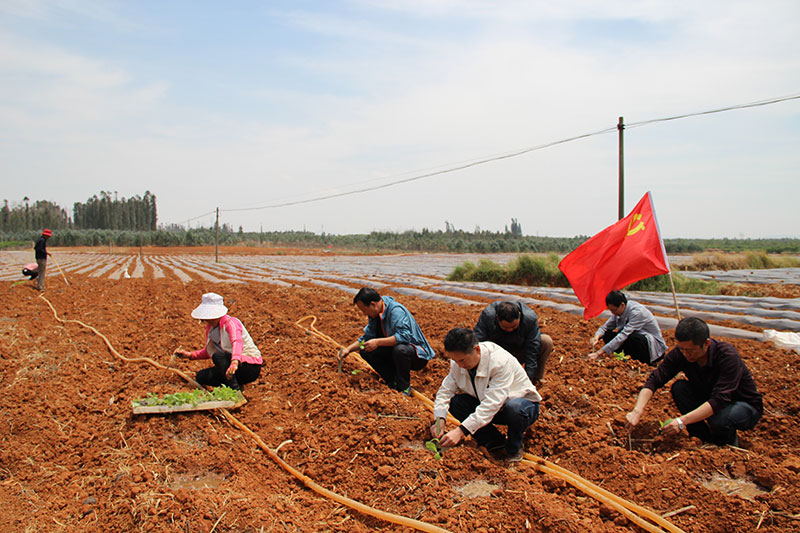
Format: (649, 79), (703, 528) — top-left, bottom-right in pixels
(507, 449), (524, 463)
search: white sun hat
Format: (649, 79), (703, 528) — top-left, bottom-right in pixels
(191, 292), (228, 320)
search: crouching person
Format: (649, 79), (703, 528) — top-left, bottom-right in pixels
(626, 317), (763, 447)
(175, 293), (263, 391)
(430, 327), (541, 462)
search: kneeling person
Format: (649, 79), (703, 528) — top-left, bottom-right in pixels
(626, 317), (763, 446)
(474, 300), (553, 387)
(175, 292), (263, 391)
(588, 290), (666, 365)
(431, 327), (541, 462)
(341, 287), (434, 395)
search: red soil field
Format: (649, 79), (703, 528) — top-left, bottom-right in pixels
(1, 266), (798, 531)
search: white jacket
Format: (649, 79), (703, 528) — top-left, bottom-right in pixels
(434, 342), (541, 435)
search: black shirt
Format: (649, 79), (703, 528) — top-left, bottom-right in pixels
(644, 339), (763, 415)
(34, 236), (48, 260)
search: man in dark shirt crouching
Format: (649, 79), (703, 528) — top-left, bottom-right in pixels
(625, 317), (762, 447)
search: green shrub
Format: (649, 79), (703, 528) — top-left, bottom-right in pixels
(625, 273), (721, 294)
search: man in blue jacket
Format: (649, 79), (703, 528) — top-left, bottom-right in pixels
(341, 287), (435, 395)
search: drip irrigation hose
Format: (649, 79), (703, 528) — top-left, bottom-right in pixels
(38, 296), (450, 533)
(50, 254), (70, 287)
(294, 315), (686, 533)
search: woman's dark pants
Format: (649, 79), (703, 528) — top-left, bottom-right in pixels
(196, 351), (261, 391)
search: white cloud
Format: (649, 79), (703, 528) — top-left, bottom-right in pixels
(1, 1), (798, 238)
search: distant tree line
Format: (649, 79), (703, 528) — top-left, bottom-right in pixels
(2, 202), (799, 253)
(3, 223), (797, 254)
(72, 191), (157, 231)
(0, 198), (70, 233)
(0, 191), (157, 233)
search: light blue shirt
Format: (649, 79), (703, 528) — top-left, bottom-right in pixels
(360, 296), (435, 360)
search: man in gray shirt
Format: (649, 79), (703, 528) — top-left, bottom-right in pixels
(587, 290), (666, 365)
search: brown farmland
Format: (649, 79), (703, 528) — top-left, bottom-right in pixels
(1, 251), (798, 532)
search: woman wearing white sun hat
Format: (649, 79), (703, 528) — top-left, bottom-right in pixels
(175, 293), (263, 390)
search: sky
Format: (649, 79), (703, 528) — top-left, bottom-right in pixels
(1, 0), (799, 239)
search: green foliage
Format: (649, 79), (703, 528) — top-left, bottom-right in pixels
(0, 240), (27, 249)
(0, 198), (69, 233)
(447, 253), (569, 287)
(613, 351), (630, 361)
(625, 272), (721, 295)
(73, 190), (157, 231)
(133, 386), (241, 407)
(425, 438), (444, 460)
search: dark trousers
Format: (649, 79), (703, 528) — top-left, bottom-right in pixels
(360, 344), (428, 391)
(196, 351), (261, 391)
(603, 330), (656, 365)
(448, 393), (540, 455)
(671, 379), (761, 445)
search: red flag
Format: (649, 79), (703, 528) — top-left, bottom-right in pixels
(558, 192), (669, 319)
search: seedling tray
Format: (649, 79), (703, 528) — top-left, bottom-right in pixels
(132, 386), (246, 414)
(132, 398), (246, 414)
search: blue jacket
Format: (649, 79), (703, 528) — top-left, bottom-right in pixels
(360, 296), (435, 360)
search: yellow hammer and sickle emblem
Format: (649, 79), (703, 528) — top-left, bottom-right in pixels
(627, 213), (645, 236)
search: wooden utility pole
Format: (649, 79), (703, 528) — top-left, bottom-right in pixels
(618, 116), (625, 220)
(215, 207), (219, 263)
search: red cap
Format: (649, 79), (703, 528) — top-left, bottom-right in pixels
(42, 229), (52, 237)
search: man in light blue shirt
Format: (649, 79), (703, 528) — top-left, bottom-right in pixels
(341, 287), (435, 395)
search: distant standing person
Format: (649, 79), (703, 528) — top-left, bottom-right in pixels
(431, 327), (541, 462)
(587, 290), (666, 365)
(474, 300), (553, 387)
(340, 287), (435, 395)
(175, 293), (263, 391)
(625, 317), (763, 447)
(34, 229), (52, 291)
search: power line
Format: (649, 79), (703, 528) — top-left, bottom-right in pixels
(223, 125), (617, 212)
(626, 92), (800, 129)
(181, 91), (800, 222)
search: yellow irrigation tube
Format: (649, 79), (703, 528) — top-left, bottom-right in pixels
(38, 296), (450, 533)
(295, 315), (686, 533)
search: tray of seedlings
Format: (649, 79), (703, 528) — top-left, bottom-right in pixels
(132, 385), (246, 414)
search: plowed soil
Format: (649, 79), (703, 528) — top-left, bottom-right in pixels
(1, 270), (799, 532)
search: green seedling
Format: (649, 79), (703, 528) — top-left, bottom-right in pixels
(425, 438), (444, 460)
(351, 369), (363, 375)
(659, 418), (674, 429)
(133, 385), (242, 407)
(359, 340), (366, 350)
(613, 351), (630, 361)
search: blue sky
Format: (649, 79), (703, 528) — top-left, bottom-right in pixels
(2, 1), (799, 238)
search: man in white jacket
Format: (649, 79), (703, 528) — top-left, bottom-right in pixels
(430, 327), (542, 462)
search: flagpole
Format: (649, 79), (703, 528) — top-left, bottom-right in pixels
(667, 265), (682, 320)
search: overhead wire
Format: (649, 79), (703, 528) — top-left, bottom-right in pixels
(180, 91), (800, 223)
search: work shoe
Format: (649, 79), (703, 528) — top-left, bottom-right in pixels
(507, 450), (524, 463)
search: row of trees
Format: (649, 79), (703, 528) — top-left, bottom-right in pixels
(72, 191), (157, 231)
(2, 226), (798, 253)
(0, 191), (157, 233)
(0, 199), (70, 233)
